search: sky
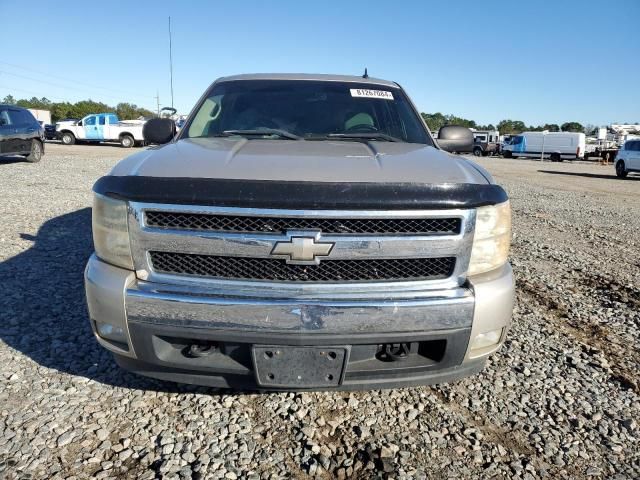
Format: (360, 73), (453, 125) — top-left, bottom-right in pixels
(0, 0), (638, 127)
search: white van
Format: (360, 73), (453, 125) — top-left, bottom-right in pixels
(503, 132), (586, 161)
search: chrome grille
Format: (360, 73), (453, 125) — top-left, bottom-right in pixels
(129, 203), (475, 291)
(145, 211), (461, 235)
(149, 251), (456, 283)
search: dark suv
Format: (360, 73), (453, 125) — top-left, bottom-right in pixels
(0, 105), (45, 162)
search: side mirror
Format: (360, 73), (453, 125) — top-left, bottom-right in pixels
(77, 121), (83, 126)
(437, 125), (474, 153)
(143, 118), (176, 144)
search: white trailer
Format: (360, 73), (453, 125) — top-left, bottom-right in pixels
(502, 132), (586, 161)
(56, 113), (145, 148)
(28, 109), (51, 125)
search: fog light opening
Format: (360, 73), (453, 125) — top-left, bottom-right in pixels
(470, 328), (503, 351)
(95, 321), (127, 343)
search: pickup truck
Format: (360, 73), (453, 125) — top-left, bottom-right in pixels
(85, 73), (514, 390)
(56, 113), (145, 148)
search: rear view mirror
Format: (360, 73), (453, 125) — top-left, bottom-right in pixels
(143, 118), (176, 145)
(437, 125), (474, 153)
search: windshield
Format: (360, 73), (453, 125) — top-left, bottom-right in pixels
(184, 80), (432, 144)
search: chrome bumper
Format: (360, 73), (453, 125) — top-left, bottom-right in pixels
(85, 254), (514, 363)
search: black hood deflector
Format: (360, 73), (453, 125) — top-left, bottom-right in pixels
(94, 176), (508, 210)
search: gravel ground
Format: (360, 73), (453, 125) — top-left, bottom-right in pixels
(0, 143), (638, 479)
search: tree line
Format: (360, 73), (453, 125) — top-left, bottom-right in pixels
(421, 112), (587, 135)
(1, 95), (154, 123)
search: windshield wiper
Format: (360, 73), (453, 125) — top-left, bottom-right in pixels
(220, 129), (301, 140)
(307, 133), (402, 143)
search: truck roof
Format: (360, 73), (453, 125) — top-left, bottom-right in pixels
(216, 73), (400, 89)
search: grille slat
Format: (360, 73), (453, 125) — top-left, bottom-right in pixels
(149, 251), (455, 283)
(145, 211), (461, 235)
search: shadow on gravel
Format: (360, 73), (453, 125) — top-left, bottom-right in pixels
(0, 155), (30, 165)
(538, 169), (640, 181)
(0, 208), (214, 394)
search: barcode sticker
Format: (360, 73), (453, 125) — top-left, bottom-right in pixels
(350, 89), (394, 100)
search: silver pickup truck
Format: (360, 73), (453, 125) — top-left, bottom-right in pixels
(85, 73), (514, 390)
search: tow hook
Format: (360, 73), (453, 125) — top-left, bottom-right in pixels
(377, 343), (412, 362)
(184, 343), (218, 358)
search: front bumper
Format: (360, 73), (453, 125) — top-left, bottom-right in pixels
(85, 254), (514, 390)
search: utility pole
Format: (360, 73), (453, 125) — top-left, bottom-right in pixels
(154, 91), (160, 116)
(168, 16), (174, 109)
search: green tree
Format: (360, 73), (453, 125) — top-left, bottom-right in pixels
(2, 95), (16, 105)
(421, 112), (477, 132)
(116, 102), (153, 120)
(497, 119), (527, 134)
(542, 123), (560, 132)
(561, 122), (584, 133)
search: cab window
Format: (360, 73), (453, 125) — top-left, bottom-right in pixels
(85, 116), (96, 126)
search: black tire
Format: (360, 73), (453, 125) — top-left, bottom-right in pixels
(503, 150), (512, 158)
(26, 139), (43, 163)
(473, 147), (482, 157)
(60, 131), (75, 145)
(120, 134), (134, 148)
(616, 161), (628, 178)
(550, 152), (561, 162)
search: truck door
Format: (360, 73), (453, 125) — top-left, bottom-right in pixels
(83, 115), (104, 140)
(104, 114), (119, 140)
(0, 107), (14, 154)
(630, 141), (640, 169)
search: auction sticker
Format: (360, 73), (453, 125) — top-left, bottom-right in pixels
(350, 89), (394, 100)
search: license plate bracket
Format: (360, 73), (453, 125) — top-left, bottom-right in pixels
(252, 345), (349, 388)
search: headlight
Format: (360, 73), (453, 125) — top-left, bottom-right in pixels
(468, 200), (511, 276)
(92, 193), (134, 269)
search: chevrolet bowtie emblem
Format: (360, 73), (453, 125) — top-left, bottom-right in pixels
(271, 232), (334, 265)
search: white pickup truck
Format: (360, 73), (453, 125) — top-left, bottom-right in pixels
(56, 113), (145, 148)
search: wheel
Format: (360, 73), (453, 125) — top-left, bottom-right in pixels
(120, 134), (134, 148)
(26, 140), (43, 163)
(550, 153), (561, 162)
(60, 132), (75, 145)
(503, 150), (512, 158)
(615, 161), (628, 178)
(473, 147), (482, 157)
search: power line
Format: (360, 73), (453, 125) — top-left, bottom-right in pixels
(0, 70), (154, 106)
(0, 60), (156, 99)
(0, 85), (68, 102)
(0, 83), (157, 112)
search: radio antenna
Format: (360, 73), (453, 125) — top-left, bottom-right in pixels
(362, 68), (369, 79)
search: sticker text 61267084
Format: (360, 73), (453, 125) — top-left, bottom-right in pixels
(350, 89), (394, 100)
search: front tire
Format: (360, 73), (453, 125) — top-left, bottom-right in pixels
(616, 161), (628, 178)
(503, 150), (512, 158)
(60, 132), (75, 145)
(26, 139), (43, 163)
(473, 147), (482, 157)
(120, 134), (134, 148)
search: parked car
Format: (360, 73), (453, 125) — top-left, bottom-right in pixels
(44, 123), (57, 140)
(0, 104), (45, 162)
(85, 73), (514, 390)
(615, 139), (640, 178)
(502, 132), (585, 161)
(471, 130), (500, 157)
(56, 113), (145, 148)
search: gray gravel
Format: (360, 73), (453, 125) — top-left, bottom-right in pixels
(0, 144), (638, 479)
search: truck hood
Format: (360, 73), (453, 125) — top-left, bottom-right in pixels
(109, 137), (492, 185)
